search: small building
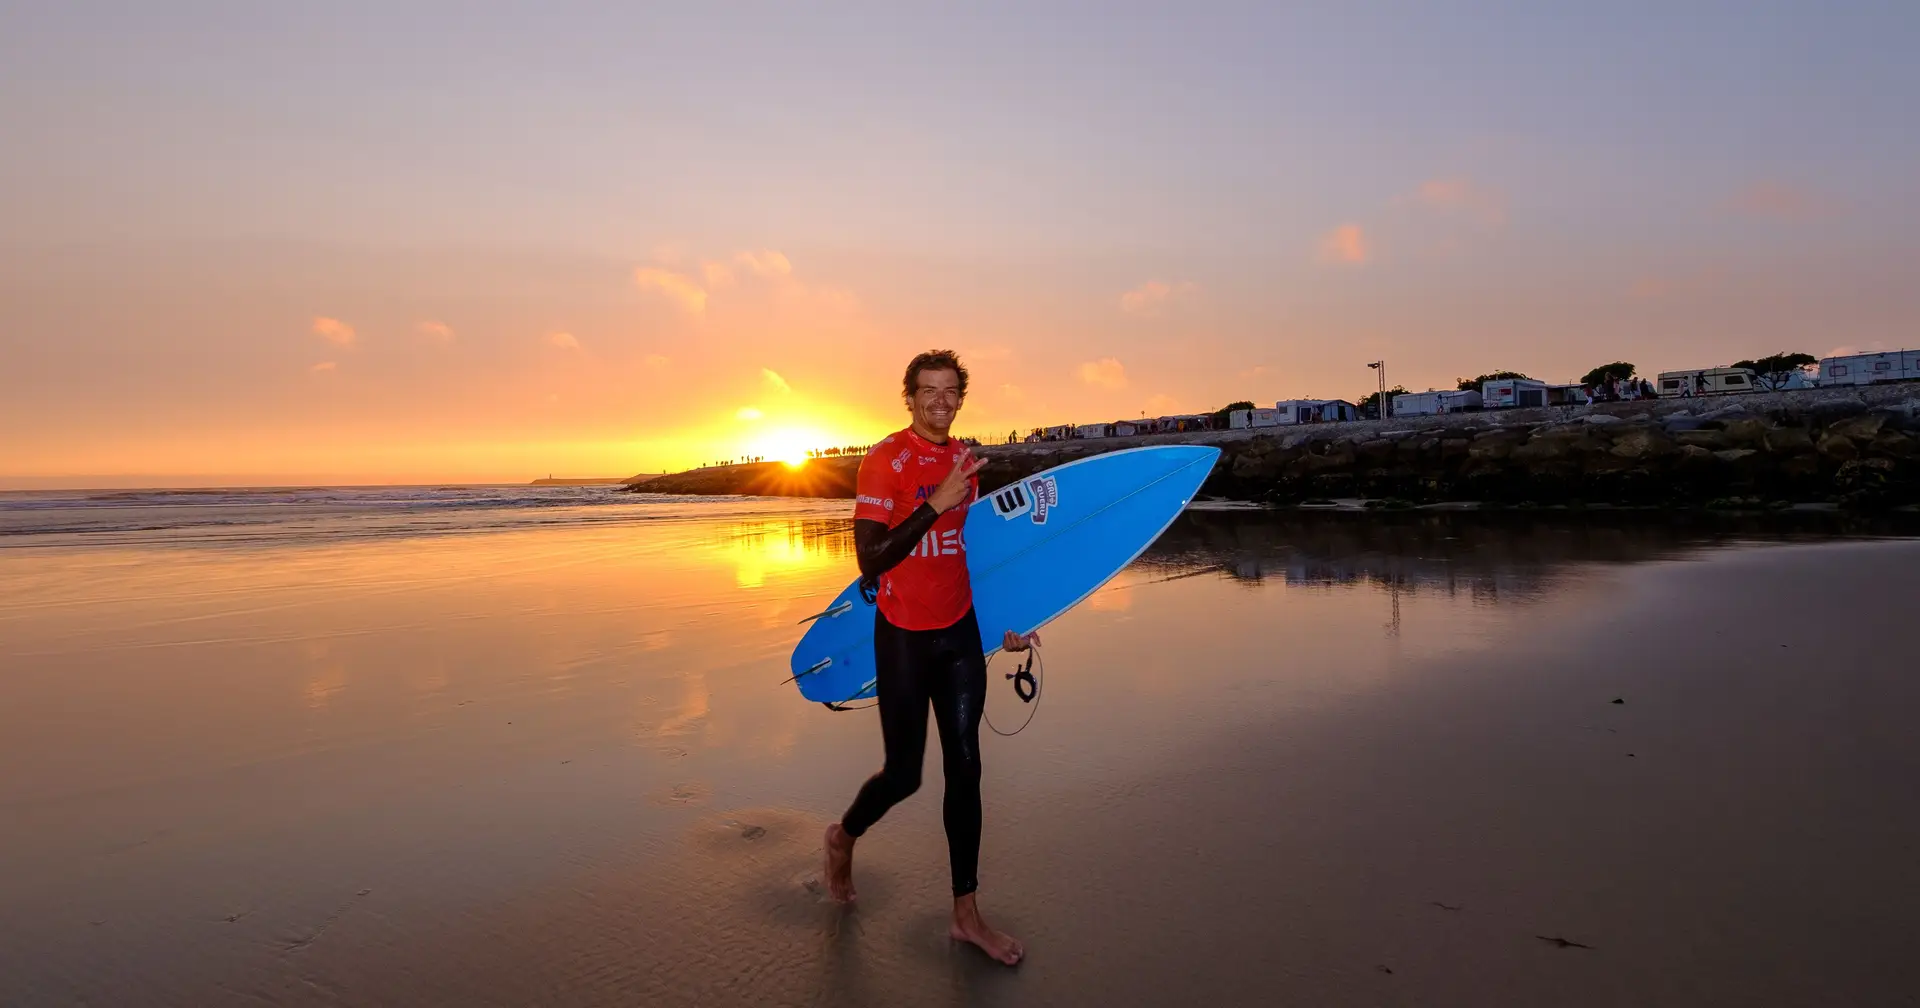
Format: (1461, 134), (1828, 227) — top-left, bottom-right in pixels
(1112, 420), (1143, 437)
(1655, 368), (1759, 398)
(1481, 378), (1550, 409)
(1074, 422), (1114, 439)
(1229, 407), (1283, 428)
(1817, 350), (1920, 387)
(1275, 399), (1359, 424)
(1393, 389), (1482, 416)
(1042, 424), (1076, 440)
(1547, 383), (1589, 406)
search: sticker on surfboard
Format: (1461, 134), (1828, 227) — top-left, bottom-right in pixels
(990, 475), (1059, 525)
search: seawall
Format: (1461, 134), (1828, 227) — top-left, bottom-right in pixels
(631, 385), (1920, 508)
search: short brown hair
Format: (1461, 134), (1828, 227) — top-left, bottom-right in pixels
(902, 350), (968, 402)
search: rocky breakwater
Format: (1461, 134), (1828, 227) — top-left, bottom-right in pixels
(1183, 395), (1920, 508)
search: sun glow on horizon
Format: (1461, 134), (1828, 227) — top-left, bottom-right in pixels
(749, 427), (831, 468)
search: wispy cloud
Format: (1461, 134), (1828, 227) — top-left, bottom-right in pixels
(1410, 177), (1507, 227)
(733, 249), (793, 278)
(1078, 358), (1129, 390)
(635, 267), (710, 315)
(736, 406), (763, 421)
(1119, 280), (1200, 315)
(417, 320), (455, 345)
(312, 316), (357, 349)
(1317, 224), (1369, 265)
(762, 368), (792, 393)
(309, 361), (337, 373)
(1727, 181), (1833, 221)
(547, 331), (581, 350)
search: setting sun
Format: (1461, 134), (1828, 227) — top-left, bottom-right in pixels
(751, 428), (828, 468)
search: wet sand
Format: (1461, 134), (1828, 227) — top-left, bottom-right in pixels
(3, 508), (1918, 1006)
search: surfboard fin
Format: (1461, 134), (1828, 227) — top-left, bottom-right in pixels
(782, 656), (833, 685)
(796, 600), (855, 625)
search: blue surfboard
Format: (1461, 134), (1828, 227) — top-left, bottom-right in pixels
(789, 444), (1221, 706)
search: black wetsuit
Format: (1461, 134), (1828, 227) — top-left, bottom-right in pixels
(840, 510), (988, 898)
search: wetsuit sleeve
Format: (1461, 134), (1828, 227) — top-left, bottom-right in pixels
(854, 507), (939, 580)
(852, 448), (896, 523)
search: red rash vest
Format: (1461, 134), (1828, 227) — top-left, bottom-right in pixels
(852, 427), (978, 631)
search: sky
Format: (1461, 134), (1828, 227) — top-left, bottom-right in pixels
(3, 1), (1917, 487)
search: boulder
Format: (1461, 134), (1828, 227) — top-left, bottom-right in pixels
(1467, 428), (1529, 461)
(1608, 426), (1676, 460)
(1869, 431), (1918, 459)
(1662, 414), (1710, 433)
(1675, 444), (1716, 470)
(1720, 417), (1771, 447)
(1816, 433), (1858, 461)
(1828, 412), (1889, 442)
(1675, 429), (1733, 451)
(1583, 414), (1625, 426)
(1763, 427), (1815, 454)
(1714, 448), (1759, 464)
(1807, 394), (1870, 422)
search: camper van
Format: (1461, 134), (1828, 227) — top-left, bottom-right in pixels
(1655, 368), (1758, 397)
(1229, 408), (1283, 429)
(1818, 350), (1920, 386)
(1074, 423), (1114, 439)
(1392, 389), (1482, 416)
(1481, 378), (1549, 409)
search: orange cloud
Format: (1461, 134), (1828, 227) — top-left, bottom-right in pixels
(1144, 393), (1180, 416)
(417, 320), (455, 345)
(547, 331), (580, 350)
(1317, 224), (1369, 265)
(312, 316), (357, 348)
(1078, 358), (1129, 390)
(733, 249), (793, 278)
(634, 267), (709, 314)
(309, 361), (337, 373)
(1728, 181), (1831, 220)
(1412, 177), (1507, 227)
(1119, 280), (1200, 315)
(762, 368), (792, 393)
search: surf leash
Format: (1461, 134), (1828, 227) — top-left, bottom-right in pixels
(985, 644), (1043, 736)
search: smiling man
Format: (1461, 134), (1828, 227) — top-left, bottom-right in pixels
(822, 349), (1033, 966)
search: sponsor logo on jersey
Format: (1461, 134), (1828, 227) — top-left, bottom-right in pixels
(911, 484), (940, 501)
(890, 448), (912, 473)
(913, 527), (966, 557)
(856, 494), (887, 508)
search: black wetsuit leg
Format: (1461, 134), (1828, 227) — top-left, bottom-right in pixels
(840, 607), (988, 898)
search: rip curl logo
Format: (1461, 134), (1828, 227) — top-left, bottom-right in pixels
(890, 449), (912, 473)
(990, 475), (1059, 524)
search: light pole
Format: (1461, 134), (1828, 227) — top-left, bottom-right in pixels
(1368, 360), (1388, 419)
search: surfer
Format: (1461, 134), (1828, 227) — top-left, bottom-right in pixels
(823, 349), (1031, 966)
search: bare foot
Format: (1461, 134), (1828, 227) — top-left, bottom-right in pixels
(823, 823), (857, 903)
(949, 893), (1023, 965)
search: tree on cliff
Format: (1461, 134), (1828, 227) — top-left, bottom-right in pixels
(1580, 362), (1636, 386)
(1731, 352), (1817, 390)
(1357, 387), (1409, 419)
(1210, 400), (1256, 428)
(1455, 371), (1531, 391)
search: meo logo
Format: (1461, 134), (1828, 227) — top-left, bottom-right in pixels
(990, 475), (1060, 525)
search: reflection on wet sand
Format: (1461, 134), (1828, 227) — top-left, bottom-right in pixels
(2, 504), (1917, 1006)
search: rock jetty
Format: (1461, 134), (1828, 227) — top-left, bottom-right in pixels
(631, 387), (1920, 509)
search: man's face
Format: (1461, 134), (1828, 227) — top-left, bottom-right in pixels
(910, 368), (963, 434)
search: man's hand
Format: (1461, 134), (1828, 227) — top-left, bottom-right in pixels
(927, 451), (987, 513)
(1002, 629), (1040, 652)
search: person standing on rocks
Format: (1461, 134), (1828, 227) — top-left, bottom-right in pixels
(822, 349), (1033, 967)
